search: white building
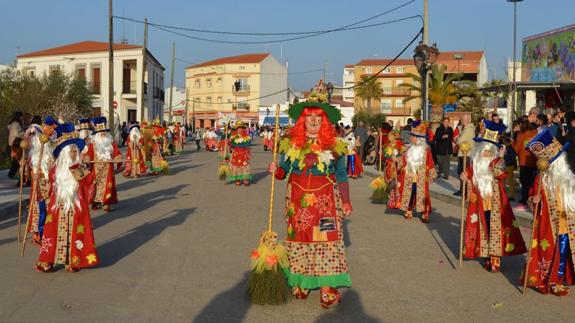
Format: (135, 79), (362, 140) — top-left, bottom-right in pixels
(342, 64), (355, 102)
(163, 86), (187, 123)
(0, 64), (11, 73)
(16, 41), (165, 125)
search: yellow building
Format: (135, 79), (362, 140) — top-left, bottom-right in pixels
(185, 53), (287, 128)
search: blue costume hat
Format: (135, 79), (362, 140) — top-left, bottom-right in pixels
(92, 116), (109, 133)
(78, 118), (92, 131)
(410, 120), (428, 139)
(527, 128), (569, 164)
(129, 122), (140, 132)
(473, 120), (507, 147)
(53, 123), (85, 159)
(44, 116), (59, 127)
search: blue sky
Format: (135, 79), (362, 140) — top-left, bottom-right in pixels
(0, 0), (573, 90)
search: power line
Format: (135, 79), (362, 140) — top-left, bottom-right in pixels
(113, 0), (416, 37)
(149, 16), (420, 45)
(334, 27), (423, 91)
(188, 88), (288, 105)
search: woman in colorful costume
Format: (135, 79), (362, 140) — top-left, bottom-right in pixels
(524, 129), (575, 296)
(384, 130), (404, 209)
(148, 124), (168, 175)
(269, 91), (352, 309)
(462, 120), (526, 272)
(123, 122), (147, 178)
(35, 123), (98, 273)
(228, 120), (252, 186)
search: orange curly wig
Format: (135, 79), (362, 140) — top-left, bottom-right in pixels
(290, 107), (336, 150)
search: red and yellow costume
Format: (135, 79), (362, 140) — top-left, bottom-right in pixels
(228, 122), (252, 185)
(123, 123), (147, 178)
(383, 131), (404, 209)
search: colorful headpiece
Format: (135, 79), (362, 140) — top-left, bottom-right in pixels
(527, 128), (569, 164)
(287, 79), (341, 125)
(410, 120), (428, 138)
(474, 120), (506, 147)
(42, 116), (60, 140)
(53, 123), (85, 158)
(78, 118), (92, 131)
(92, 116), (109, 133)
(234, 120), (247, 129)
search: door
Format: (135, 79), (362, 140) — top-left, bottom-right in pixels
(128, 109), (137, 123)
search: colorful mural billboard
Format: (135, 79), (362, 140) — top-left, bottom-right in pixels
(522, 24), (575, 82)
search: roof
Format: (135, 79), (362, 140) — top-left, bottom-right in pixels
(344, 64), (355, 68)
(523, 23), (575, 42)
(355, 51), (484, 74)
(17, 41), (142, 58)
(188, 53), (270, 69)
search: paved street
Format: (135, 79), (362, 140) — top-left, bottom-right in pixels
(0, 142), (573, 322)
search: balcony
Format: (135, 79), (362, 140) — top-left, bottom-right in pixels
(88, 82), (101, 95)
(232, 102), (250, 111)
(232, 84), (250, 95)
(381, 87), (411, 96)
(123, 80), (137, 94)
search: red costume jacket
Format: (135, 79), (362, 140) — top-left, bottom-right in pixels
(397, 146), (435, 213)
(86, 142), (122, 205)
(123, 137), (147, 177)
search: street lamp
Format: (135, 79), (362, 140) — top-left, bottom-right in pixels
(413, 42), (440, 121)
(507, 0), (524, 132)
(453, 53), (464, 83)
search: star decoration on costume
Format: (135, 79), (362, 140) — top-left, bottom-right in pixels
(470, 213), (478, 224)
(535, 257), (552, 281)
(45, 214), (53, 224)
(71, 256), (80, 266)
(40, 237), (53, 254)
(531, 239), (538, 250)
(86, 253), (97, 265)
(76, 224), (85, 234)
(540, 239), (550, 251)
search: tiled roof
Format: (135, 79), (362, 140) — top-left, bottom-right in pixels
(17, 41), (142, 58)
(345, 64), (355, 68)
(188, 53), (270, 69)
(354, 51), (484, 74)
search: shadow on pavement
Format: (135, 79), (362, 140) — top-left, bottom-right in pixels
(97, 207), (196, 267)
(343, 219), (351, 247)
(424, 208), (460, 269)
(168, 163), (203, 176)
(250, 170), (269, 184)
(0, 237), (16, 246)
(315, 289), (381, 323)
(192, 272), (251, 323)
(93, 184), (189, 229)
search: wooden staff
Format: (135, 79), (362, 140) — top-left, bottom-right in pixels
(458, 142), (471, 268)
(17, 139), (30, 242)
(523, 158), (549, 295)
(377, 126), (383, 177)
(21, 133), (49, 256)
(268, 105), (281, 232)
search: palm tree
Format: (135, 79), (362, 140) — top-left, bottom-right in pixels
(399, 64), (461, 122)
(354, 75), (383, 115)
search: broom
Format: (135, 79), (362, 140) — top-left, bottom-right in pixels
(218, 123), (231, 180)
(248, 104), (290, 305)
(370, 126), (387, 203)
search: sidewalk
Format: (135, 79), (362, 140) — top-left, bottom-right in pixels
(362, 159), (533, 221)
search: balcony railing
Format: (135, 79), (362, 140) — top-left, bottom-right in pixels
(88, 82), (101, 95)
(381, 87), (411, 96)
(232, 103), (250, 111)
(123, 80), (137, 94)
(232, 84), (250, 94)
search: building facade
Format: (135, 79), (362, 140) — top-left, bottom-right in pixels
(16, 41), (165, 125)
(185, 53), (287, 128)
(163, 86), (187, 124)
(342, 64), (355, 102)
(347, 51), (487, 125)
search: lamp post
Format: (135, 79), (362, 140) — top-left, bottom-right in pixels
(454, 53), (464, 83)
(413, 42), (440, 121)
(507, 0), (523, 131)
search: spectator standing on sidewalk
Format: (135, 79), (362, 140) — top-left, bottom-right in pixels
(512, 116), (538, 210)
(501, 132), (518, 200)
(401, 118), (413, 144)
(354, 121), (368, 162)
(454, 114), (475, 196)
(536, 113), (549, 133)
(6, 111), (24, 180)
(434, 117), (453, 179)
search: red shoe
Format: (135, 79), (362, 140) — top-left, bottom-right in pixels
(482, 258), (492, 271)
(551, 284), (571, 296)
(404, 211), (413, 220)
(243, 180), (250, 186)
(66, 265), (80, 273)
(235, 181), (241, 186)
(292, 286), (310, 300)
(104, 204), (112, 213)
(490, 256), (500, 273)
(34, 262), (53, 273)
(320, 287), (341, 309)
(421, 213), (430, 223)
(32, 232), (42, 245)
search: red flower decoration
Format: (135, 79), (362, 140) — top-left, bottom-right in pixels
(251, 250), (260, 260)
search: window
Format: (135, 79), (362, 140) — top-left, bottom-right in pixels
(233, 78), (249, 92)
(217, 96), (222, 103)
(75, 64), (86, 79)
(49, 65), (60, 76)
(395, 99), (404, 108)
(364, 67), (372, 73)
(206, 78), (212, 88)
(396, 67), (405, 73)
(206, 96), (212, 105)
(194, 79), (201, 88)
(24, 67), (36, 77)
(380, 99), (392, 113)
(216, 77), (222, 86)
(382, 67), (392, 74)
(239, 66), (245, 70)
(91, 66), (101, 95)
(194, 97), (201, 103)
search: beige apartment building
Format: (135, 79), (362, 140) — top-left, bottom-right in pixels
(185, 53), (287, 128)
(347, 51), (487, 126)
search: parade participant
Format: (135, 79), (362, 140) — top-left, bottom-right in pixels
(343, 125), (363, 179)
(149, 124), (168, 175)
(383, 130), (403, 209)
(78, 118), (92, 141)
(163, 124), (173, 156)
(173, 122), (183, 154)
(269, 84), (352, 309)
(462, 121), (526, 272)
(524, 129), (575, 296)
(229, 120), (252, 186)
(123, 122), (147, 178)
(84, 117), (123, 211)
(396, 120), (436, 222)
(23, 116), (59, 244)
(35, 123), (98, 273)
(205, 128), (218, 152)
(263, 127), (274, 151)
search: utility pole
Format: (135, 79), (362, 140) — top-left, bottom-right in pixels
(168, 42), (175, 123)
(108, 0), (115, 137)
(423, 0), (429, 44)
(185, 87), (189, 127)
(422, 0), (429, 121)
(139, 18), (148, 123)
(507, 0), (523, 132)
